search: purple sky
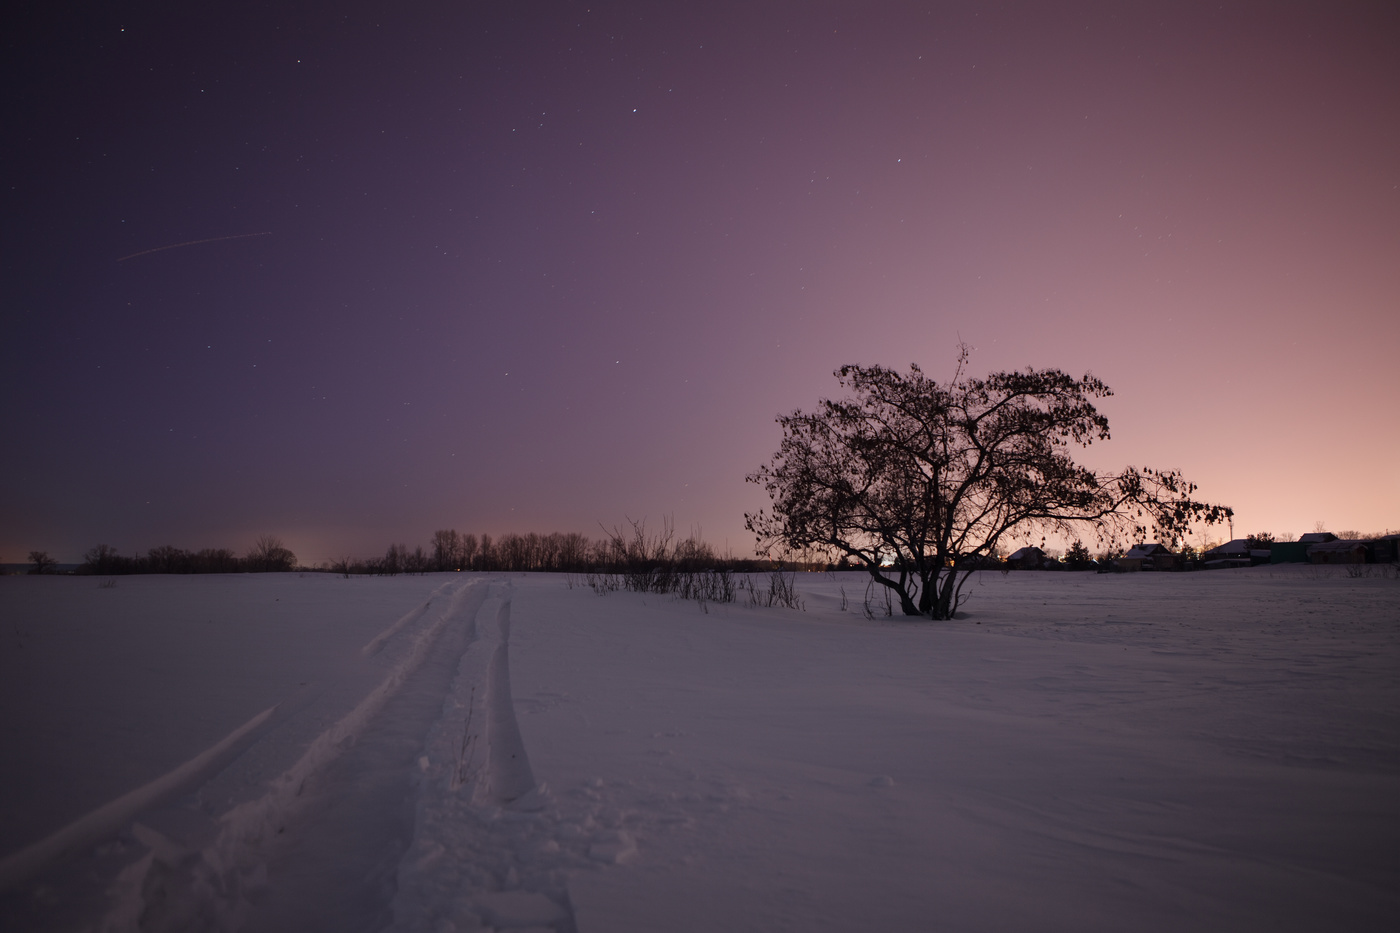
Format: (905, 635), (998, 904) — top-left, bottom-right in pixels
(4, 1), (1397, 565)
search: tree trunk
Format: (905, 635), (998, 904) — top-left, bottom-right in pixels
(866, 569), (921, 616)
(917, 573), (937, 615)
(932, 572), (958, 620)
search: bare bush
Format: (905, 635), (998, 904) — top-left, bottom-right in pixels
(246, 535), (297, 573)
(740, 568), (804, 610)
(579, 517), (743, 609)
(27, 550), (57, 575)
(863, 578), (894, 620)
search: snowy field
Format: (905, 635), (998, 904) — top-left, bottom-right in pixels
(1, 567), (1397, 932)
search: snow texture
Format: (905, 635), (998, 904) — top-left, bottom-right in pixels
(2, 566), (1398, 932)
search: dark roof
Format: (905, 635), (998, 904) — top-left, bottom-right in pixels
(1309, 539), (1367, 551)
(1299, 532), (1338, 543)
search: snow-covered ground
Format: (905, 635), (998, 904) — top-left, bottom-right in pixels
(1, 567), (1396, 932)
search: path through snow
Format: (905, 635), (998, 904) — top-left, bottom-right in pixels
(3, 577), (592, 933)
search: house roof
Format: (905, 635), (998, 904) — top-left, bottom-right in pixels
(1299, 532), (1337, 543)
(1007, 547), (1043, 560)
(1124, 543), (1172, 558)
(1308, 539), (1367, 552)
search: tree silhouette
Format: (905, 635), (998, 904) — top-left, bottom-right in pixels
(1065, 540), (1093, 570)
(746, 350), (1232, 619)
(246, 535), (297, 572)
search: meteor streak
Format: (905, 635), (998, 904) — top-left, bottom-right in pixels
(116, 231), (272, 262)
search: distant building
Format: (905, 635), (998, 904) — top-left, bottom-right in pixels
(1298, 532), (1338, 544)
(1006, 546), (1045, 570)
(1270, 541), (1313, 564)
(1309, 540), (1369, 564)
(1117, 543), (1177, 572)
(1204, 539), (1270, 568)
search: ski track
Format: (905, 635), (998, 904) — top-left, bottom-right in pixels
(360, 580), (460, 658)
(387, 586), (611, 933)
(0, 706), (277, 895)
(90, 578), (589, 933)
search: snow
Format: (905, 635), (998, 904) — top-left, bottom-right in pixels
(2, 566), (1397, 931)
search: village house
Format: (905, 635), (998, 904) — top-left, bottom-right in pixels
(1005, 546), (1046, 570)
(1298, 532), (1339, 544)
(1269, 540), (1316, 563)
(1116, 543), (1177, 572)
(1309, 539), (1371, 564)
(1204, 539), (1271, 568)
(1267, 531), (1341, 563)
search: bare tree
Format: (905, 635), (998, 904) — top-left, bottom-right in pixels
(432, 529), (462, 572)
(246, 535), (297, 573)
(82, 544), (123, 575)
(193, 548), (239, 573)
(405, 545), (431, 575)
(746, 351), (1232, 619)
(497, 533), (527, 571)
(147, 545), (191, 574)
(557, 532), (591, 571)
(381, 543), (407, 576)
(28, 550), (57, 575)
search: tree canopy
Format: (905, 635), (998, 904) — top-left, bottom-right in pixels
(745, 351), (1232, 619)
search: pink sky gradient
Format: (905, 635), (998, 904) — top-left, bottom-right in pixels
(3, 1), (1396, 563)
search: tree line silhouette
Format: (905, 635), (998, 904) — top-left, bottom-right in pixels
(71, 522), (787, 577)
(330, 521), (783, 577)
(78, 535), (299, 575)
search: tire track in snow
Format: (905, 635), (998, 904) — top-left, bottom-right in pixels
(0, 705), (277, 894)
(360, 579), (460, 658)
(386, 585), (653, 933)
(103, 580), (490, 932)
(481, 594), (537, 805)
(389, 583), (587, 933)
(96, 580), (596, 933)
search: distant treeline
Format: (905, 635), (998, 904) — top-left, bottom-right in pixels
(78, 536), (298, 575)
(72, 521), (798, 577)
(331, 522), (790, 577)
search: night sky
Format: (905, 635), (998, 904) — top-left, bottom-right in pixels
(4, 1), (1397, 565)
